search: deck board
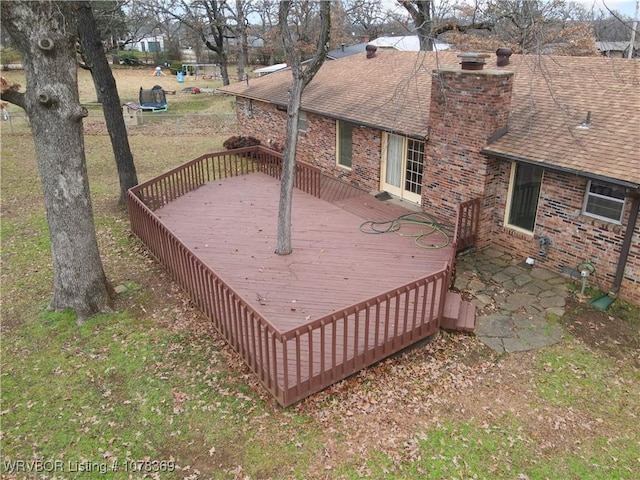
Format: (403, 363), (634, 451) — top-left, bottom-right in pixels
(155, 173), (453, 333)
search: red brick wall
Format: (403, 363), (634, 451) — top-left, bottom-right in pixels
(482, 163), (640, 304)
(234, 81), (640, 304)
(236, 98), (382, 190)
(423, 68), (514, 228)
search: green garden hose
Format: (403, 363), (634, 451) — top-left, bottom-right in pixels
(359, 212), (450, 249)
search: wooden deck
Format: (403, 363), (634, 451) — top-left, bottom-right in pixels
(127, 147), (479, 406)
(155, 173), (452, 331)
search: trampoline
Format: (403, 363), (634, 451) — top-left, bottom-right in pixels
(139, 85), (168, 112)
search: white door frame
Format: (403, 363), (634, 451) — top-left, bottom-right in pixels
(380, 132), (423, 204)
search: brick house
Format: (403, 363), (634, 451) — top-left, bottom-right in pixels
(219, 50), (640, 305)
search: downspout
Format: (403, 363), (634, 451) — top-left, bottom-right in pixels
(610, 193), (640, 295)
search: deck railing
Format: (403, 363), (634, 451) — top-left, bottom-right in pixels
(453, 197), (481, 252)
(130, 146), (320, 211)
(278, 267), (449, 405)
(127, 194), (289, 402)
(127, 149), (453, 406)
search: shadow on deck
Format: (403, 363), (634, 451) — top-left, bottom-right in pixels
(127, 146), (479, 406)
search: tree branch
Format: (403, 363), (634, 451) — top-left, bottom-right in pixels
(0, 78), (25, 110)
(432, 20), (494, 36)
(301, 1), (330, 87)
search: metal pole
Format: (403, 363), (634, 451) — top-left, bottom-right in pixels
(611, 194), (640, 294)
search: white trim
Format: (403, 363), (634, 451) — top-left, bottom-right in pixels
(403, 138), (423, 204)
(336, 120), (353, 170)
(503, 162), (517, 227)
(381, 133), (404, 198)
(380, 132), (423, 205)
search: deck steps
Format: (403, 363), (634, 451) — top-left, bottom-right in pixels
(442, 291), (476, 333)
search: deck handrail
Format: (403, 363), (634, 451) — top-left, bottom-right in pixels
(127, 187), (292, 402)
(129, 146), (321, 212)
(278, 265), (450, 404)
(453, 197), (482, 251)
(281, 265), (449, 340)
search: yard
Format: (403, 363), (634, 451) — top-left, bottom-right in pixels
(1, 67), (639, 479)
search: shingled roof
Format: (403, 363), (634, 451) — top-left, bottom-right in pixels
(219, 50), (640, 187)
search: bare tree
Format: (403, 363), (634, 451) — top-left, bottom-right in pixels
(118, 0), (164, 52)
(87, 0), (129, 53)
(150, 0), (232, 85)
(75, 1), (138, 205)
(252, 0), (281, 64)
(397, 0), (494, 50)
(275, 0), (331, 255)
(344, 0), (391, 40)
(593, 12), (636, 42)
(398, 0), (435, 50)
(224, 0), (253, 80)
(329, 1), (354, 48)
(446, 0), (597, 55)
(1, 1), (113, 324)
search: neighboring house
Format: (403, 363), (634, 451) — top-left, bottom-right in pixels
(327, 42), (369, 59)
(219, 49), (640, 305)
(368, 35), (451, 51)
(227, 35), (265, 50)
(595, 41), (639, 58)
(127, 35), (165, 53)
(253, 63), (288, 76)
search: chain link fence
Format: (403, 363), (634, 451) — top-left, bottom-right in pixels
(1, 109), (237, 137)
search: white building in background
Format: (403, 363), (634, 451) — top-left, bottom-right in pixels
(368, 35), (451, 51)
(127, 35), (165, 53)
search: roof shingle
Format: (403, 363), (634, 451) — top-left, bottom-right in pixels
(219, 51), (640, 186)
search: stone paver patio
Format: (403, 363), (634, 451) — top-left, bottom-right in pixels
(454, 248), (568, 353)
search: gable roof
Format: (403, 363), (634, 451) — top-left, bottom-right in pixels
(482, 55), (640, 188)
(219, 50), (640, 187)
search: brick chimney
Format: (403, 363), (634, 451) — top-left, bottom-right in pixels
(422, 64), (514, 233)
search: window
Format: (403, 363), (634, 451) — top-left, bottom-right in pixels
(298, 111), (307, 133)
(404, 139), (424, 196)
(583, 180), (625, 223)
(506, 163), (543, 233)
(337, 120), (354, 169)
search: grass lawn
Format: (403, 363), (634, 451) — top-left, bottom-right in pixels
(1, 67), (639, 479)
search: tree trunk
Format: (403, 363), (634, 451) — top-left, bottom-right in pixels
(219, 51), (230, 85)
(1, 1), (113, 324)
(235, 0), (247, 81)
(275, 79), (304, 255)
(275, 1), (330, 255)
(206, 32), (230, 85)
(76, 1), (138, 205)
(399, 0), (434, 51)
